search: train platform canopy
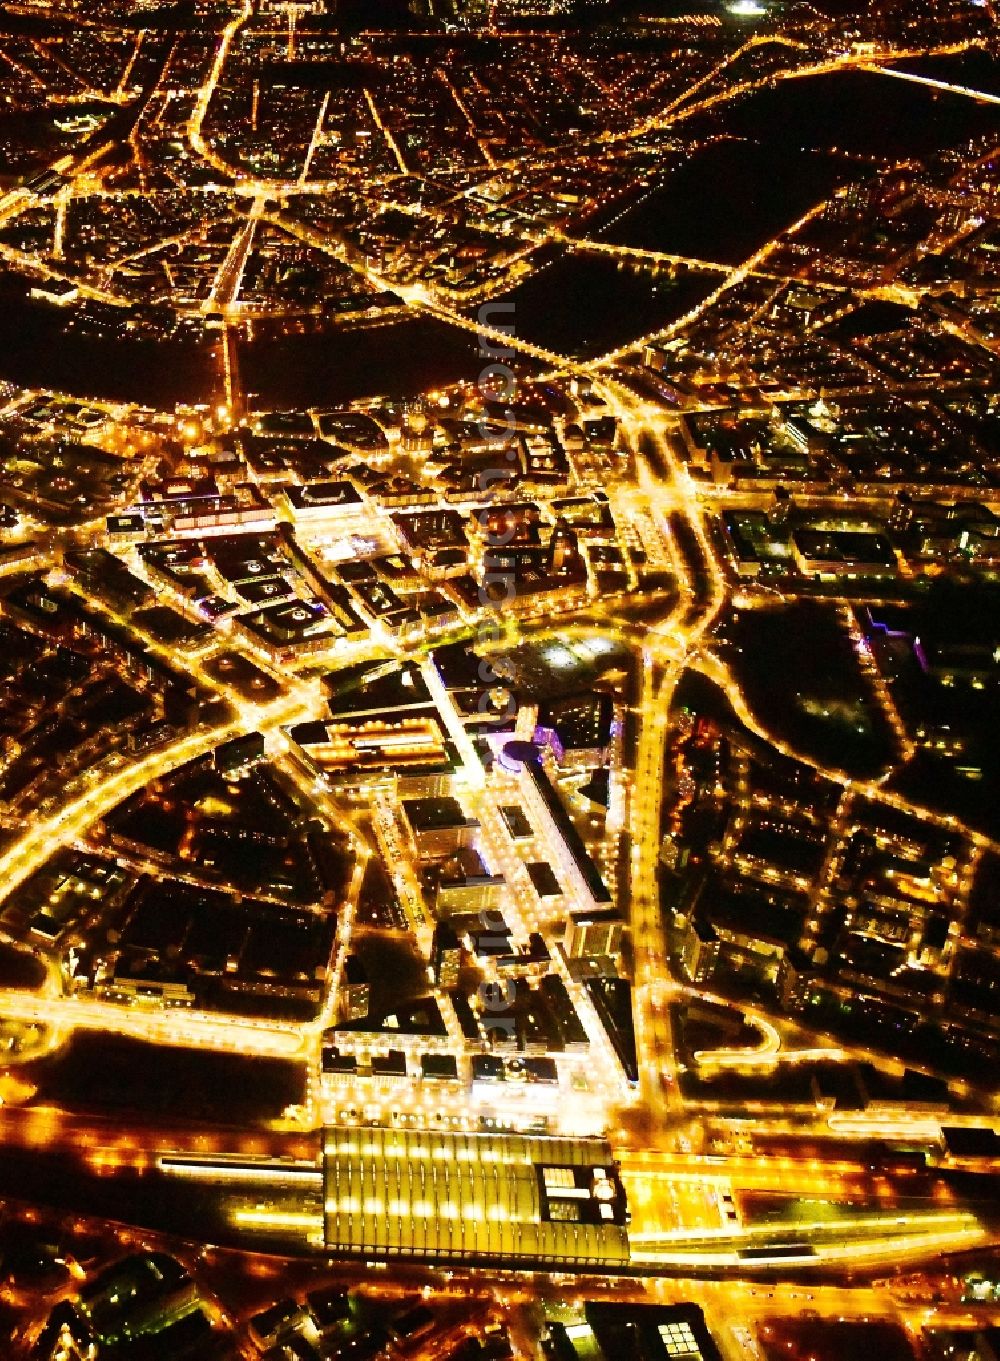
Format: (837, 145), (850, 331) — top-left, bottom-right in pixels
(322, 1127), (630, 1268)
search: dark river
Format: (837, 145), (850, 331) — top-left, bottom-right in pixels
(2, 55), (997, 406)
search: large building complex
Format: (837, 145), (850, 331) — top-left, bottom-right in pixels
(322, 1128), (630, 1267)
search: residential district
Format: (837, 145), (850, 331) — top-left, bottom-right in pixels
(0, 0), (999, 1357)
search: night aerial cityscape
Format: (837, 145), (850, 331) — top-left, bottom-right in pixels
(0, 0), (1000, 1356)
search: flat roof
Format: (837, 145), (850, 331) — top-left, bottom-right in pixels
(322, 1127), (629, 1267)
(504, 743), (612, 906)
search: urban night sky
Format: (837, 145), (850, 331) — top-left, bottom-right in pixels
(0, 0), (998, 1359)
